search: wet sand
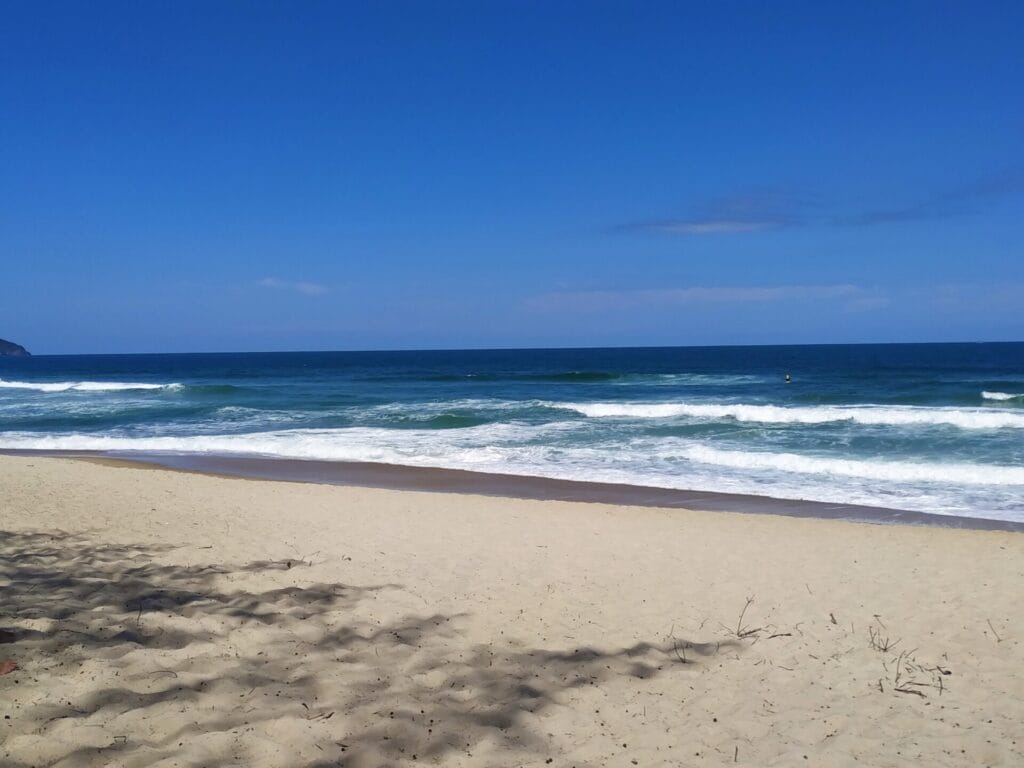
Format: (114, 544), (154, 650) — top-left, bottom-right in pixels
(4, 449), (1022, 532)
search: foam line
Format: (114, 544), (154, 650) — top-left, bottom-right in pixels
(0, 379), (181, 393)
(554, 401), (1024, 429)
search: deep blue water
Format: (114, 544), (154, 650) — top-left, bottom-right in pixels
(2, 343), (1023, 520)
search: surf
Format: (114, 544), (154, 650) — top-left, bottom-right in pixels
(982, 391), (1024, 402)
(0, 379), (182, 393)
(553, 401), (1024, 429)
(675, 444), (1024, 486)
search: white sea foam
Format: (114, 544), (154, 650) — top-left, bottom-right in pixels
(616, 373), (766, 386)
(0, 379), (181, 393)
(982, 391), (1024, 402)
(1, 426), (1017, 488)
(673, 445), (1024, 486)
(0, 421), (579, 463)
(553, 401), (1024, 429)
(2, 427), (1022, 519)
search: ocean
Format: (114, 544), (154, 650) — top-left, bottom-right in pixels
(1, 343), (1022, 522)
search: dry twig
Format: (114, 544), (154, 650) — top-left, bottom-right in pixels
(986, 619), (1003, 643)
(868, 623), (900, 653)
(721, 596), (763, 639)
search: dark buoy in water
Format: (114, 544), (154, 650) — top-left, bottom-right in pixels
(785, 373), (791, 384)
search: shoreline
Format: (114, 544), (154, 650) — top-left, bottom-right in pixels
(4, 448), (1022, 532)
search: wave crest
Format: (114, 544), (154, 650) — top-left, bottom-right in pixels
(982, 391), (1024, 402)
(0, 379), (182, 393)
(676, 445), (1024, 486)
(553, 401), (1024, 430)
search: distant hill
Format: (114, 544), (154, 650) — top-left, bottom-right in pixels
(0, 337), (30, 356)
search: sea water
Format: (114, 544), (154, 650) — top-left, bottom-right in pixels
(1, 343), (1022, 521)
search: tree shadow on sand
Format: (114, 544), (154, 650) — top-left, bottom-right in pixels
(1, 530), (738, 767)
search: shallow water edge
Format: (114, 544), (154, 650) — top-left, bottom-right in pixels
(5, 448), (1022, 533)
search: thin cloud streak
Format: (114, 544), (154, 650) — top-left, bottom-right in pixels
(526, 284), (868, 312)
(258, 277), (329, 296)
(626, 189), (793, 235)
(629, 168), (1024, 235)
(634, 219), (784, 235)
(840, 168), (1024, 227)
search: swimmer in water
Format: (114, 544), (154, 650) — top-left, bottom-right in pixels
(785, 373), (791, 384)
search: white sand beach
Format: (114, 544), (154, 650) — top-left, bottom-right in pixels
(1, 454), (1022, 767)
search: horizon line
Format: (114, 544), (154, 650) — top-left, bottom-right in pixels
(7, 339), (1023, 357)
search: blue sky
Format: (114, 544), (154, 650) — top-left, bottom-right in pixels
(2, 1), (1022, 353)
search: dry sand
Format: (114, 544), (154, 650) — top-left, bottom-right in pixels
(1, 454), (1022, 767)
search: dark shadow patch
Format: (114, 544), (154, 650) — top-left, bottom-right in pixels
(1, 528), (737, 767)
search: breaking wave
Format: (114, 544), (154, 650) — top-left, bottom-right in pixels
(0, 379), (183, 393)
(982, 391), (1024, 402)
(675, 445), (1024, 486)
(554, 401), (1024, 430)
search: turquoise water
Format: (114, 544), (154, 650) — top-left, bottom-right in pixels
(1, 343), (1023, 521)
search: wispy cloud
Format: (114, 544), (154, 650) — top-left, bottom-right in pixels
(634, 218), (783, 235)
(628, 169), (1024, 235)
(526, 283), (871, 312)
(258, 277), (329, 296)
(625, 190), (794, 236)
(839, 168), (1024, 227)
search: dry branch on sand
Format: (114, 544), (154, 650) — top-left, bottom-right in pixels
(718, 596), (764, 640)
(868, 622), (901, 653)
(878, 647), (952, 699)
